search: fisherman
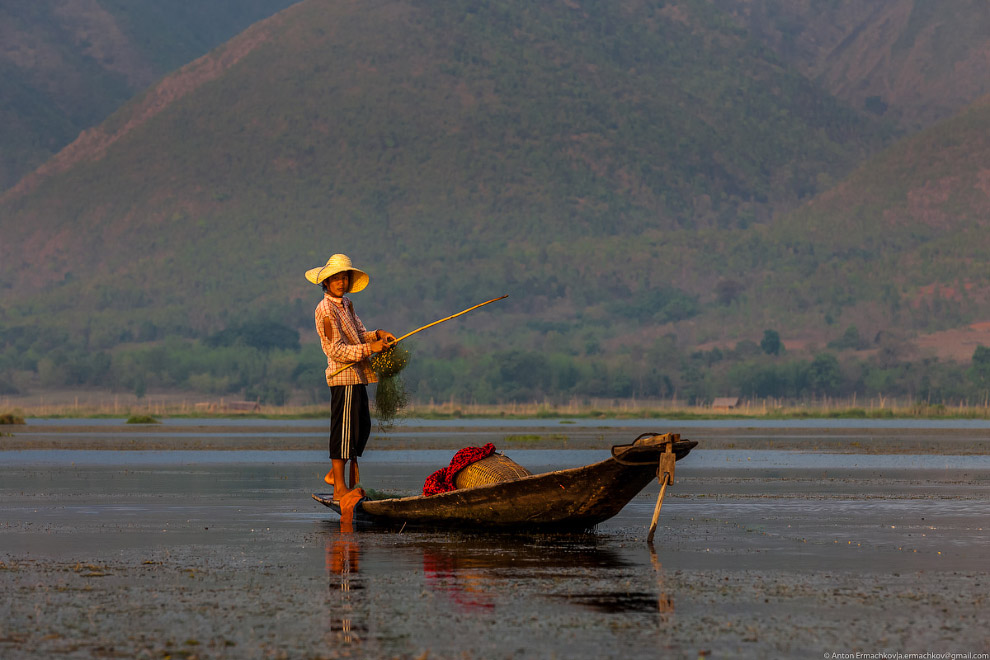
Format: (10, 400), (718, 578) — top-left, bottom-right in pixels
(306, 253), (396, 501)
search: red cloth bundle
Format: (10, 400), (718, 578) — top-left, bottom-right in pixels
(422, 443), (496, 496)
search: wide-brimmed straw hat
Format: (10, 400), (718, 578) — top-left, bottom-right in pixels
(305, 253), (369, 293)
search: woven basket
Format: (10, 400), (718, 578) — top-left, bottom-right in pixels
(454, 453), (532, 489)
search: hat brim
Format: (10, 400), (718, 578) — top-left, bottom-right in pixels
(306, 266), (369, 293)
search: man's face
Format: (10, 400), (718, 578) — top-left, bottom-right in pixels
(325, 271), (350, 297)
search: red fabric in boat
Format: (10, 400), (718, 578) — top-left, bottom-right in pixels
(422, 443), (496, 496)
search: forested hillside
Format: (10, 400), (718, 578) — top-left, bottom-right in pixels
(722, 0), (990, 130)
(1, 0), (888, 301)
(0, 0), (301, 191)
(3, 0), (990, 407)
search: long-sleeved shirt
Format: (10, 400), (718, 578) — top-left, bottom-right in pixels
(315, 294), (379, 386)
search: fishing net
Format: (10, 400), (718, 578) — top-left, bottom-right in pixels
(370, 344), (410, 431)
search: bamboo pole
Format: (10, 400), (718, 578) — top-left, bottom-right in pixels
(392, 295), (508, 344)
(328, 295), (508, 379)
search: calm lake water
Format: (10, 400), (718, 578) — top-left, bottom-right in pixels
(6, 447), (990, 470)
(2, 424), (989, 658)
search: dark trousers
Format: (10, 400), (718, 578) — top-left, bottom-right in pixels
(328, 384), (370, 460)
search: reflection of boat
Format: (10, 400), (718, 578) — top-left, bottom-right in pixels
(417, 534), (629, 612)
(423, 547), (496, 611)
(313, 433), (696, 531)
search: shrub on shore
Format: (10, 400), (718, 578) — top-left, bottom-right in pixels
(0, 412), (25, 424)
(126, 415), (159, 424)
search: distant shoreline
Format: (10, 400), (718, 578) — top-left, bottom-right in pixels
(5, 392), (990, 422)
(4, 421), (990, 454)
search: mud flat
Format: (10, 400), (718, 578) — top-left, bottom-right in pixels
(1, 430), (989, 658)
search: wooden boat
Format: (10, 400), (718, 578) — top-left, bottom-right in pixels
(312, 432), (696, 531)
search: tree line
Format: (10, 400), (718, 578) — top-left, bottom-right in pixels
(3, 320), (990, 408)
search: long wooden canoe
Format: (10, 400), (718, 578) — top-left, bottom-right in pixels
(312, 432), (696, 531)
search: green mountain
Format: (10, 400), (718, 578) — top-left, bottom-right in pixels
(1, 0), (886, 299)
(626, 91), (990, 348)
(0, 0), (301, 191)
(720, 0), (990, 131)
(764, 93), (990, 329)
(3, 0), (988, 405)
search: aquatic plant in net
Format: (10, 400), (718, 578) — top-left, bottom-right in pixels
(370, 344), (409, 431)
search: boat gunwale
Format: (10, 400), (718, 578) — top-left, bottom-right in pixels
(362, 439), (696, 508)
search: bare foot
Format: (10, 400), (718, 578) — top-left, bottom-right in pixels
(331, 487), (354, 502)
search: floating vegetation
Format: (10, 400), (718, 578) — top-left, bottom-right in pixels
(363, 488), (404, 501)
(126, 415), (160, 424)
(504, 433), (569, 444)
(371, 344), (410, 431)
(504, 434), (542, 443)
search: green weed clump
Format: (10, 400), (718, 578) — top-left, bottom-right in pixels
(363, 488), (403, 501)
(371, 345), (410, 431)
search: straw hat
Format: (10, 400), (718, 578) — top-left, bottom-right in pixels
(305, 253), (369, 292)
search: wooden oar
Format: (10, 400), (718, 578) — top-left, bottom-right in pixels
(646, 443), (677, 544)
(328, 295), (508, 379)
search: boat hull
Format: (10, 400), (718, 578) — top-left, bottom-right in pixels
(313, 435), (696, 531)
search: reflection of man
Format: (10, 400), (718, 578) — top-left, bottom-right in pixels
(325, 524), (365, 645)
(326, 525), (361, 577)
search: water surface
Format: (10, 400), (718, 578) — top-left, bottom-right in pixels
(1, 430), (988, 658)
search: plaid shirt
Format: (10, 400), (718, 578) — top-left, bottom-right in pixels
(315, 294), (379, 386)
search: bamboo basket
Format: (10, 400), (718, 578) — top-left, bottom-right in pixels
(454, 453), (532, 489)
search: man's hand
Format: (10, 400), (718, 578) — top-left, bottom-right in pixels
(377, 330), (397, 346)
